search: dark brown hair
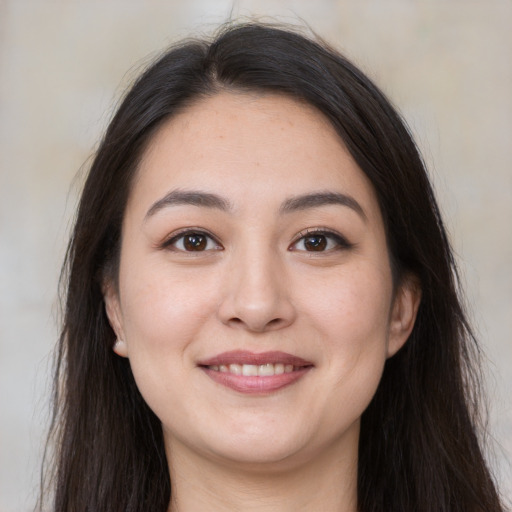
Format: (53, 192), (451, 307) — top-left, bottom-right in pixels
(41, 22), (504, 512)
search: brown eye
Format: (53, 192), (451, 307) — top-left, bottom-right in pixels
(304, 235), (327, 251)
(290, 230), (351, 253)
(166, 231), (221, 252)
(183, 233), (207, 251)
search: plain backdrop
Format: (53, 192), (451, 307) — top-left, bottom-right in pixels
(0, 1), (511, 510)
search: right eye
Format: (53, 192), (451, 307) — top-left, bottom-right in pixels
(164, 231), (222, 252)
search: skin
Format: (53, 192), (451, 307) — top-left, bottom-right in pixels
(104, 92), (420, 512)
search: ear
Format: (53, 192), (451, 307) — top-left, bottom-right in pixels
(387, 273), (421, 358)
(102, 280), (129, 358)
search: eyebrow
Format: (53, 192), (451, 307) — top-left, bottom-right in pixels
(279, 191), (367, 221)
(145, 188), (366, 222)
(145, 189), (232, 219)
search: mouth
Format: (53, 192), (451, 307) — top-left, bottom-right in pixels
(198, 350), (314, 394)
(205, 362), (301, 376)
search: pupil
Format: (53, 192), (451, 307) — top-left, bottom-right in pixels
(184, 234), (207, 251)
(305, 235), (327, 251)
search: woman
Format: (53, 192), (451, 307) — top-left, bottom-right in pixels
(41, 23), (505, 511)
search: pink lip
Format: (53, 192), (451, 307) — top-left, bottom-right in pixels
(198, 350), (312, 367)
(198, 350), (314, 394)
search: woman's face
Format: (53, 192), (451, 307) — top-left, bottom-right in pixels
(105, 92), (418, 470)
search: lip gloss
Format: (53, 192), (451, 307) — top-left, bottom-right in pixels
(198, 350), (314, 394)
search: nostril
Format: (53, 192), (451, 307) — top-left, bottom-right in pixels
(227, 316), (287, 332)
(218, 292), (297, 332)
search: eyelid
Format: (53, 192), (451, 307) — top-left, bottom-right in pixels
(159, 227), (351, 252)
(161, 228), (223, 251)
(289, 228), (353, 252)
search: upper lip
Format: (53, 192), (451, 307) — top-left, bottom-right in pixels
(198, 350), (313, 367)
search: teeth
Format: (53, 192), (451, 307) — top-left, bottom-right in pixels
(229, 364), (242, 375)
(274, 363), (284, 375)
(242, 364), (258, 376)
(208, 363), (300, 376)
(258, 364), (275, 376)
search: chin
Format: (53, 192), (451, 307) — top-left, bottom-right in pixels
(193, 419), (344, 471)
(208, 442), (310, 471)
(165, 419), (312, 471)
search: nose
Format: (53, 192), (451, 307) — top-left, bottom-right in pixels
(217, 248), (296, 333)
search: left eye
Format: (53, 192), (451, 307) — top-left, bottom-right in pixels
(166, 231), (221, 252)
(290, 232), (348, 252)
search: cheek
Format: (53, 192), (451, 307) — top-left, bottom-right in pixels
(298, 261), (393, 373)
(309, 258), (391, 323)
(118, 258), (221, 356)
(116, 262), (222, 418)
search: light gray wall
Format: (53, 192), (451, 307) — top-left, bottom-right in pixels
(1, 1), (510, 510)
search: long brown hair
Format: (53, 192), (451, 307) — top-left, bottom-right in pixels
(40, 23), (505, 511)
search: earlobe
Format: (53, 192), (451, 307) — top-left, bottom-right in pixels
(102, 281), (129, 358)
(387, 274), (421, 358)
(113, 338), (129, 357)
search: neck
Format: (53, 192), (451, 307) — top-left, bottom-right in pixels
(166, 427), (359, 512)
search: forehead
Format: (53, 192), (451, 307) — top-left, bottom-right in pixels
(129, 92), (381, 222)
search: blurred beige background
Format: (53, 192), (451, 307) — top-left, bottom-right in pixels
(0, 1), (510, 510)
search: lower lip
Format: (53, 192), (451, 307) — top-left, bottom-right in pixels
(201, 367), (312, 394)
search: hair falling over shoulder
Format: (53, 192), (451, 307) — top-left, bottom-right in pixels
(39, 21), (506, 512)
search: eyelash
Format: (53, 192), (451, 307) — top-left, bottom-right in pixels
(161, 228), (352, 254)
(161, 229), (223, 252)
(289, 228), (353, 253)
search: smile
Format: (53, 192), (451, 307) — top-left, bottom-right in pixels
(198, 351), (314, 394)
(206, 363), (297, 376)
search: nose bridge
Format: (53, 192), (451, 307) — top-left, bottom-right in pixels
(218, 235), (295, 332)
(237, 243), (280, 303)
